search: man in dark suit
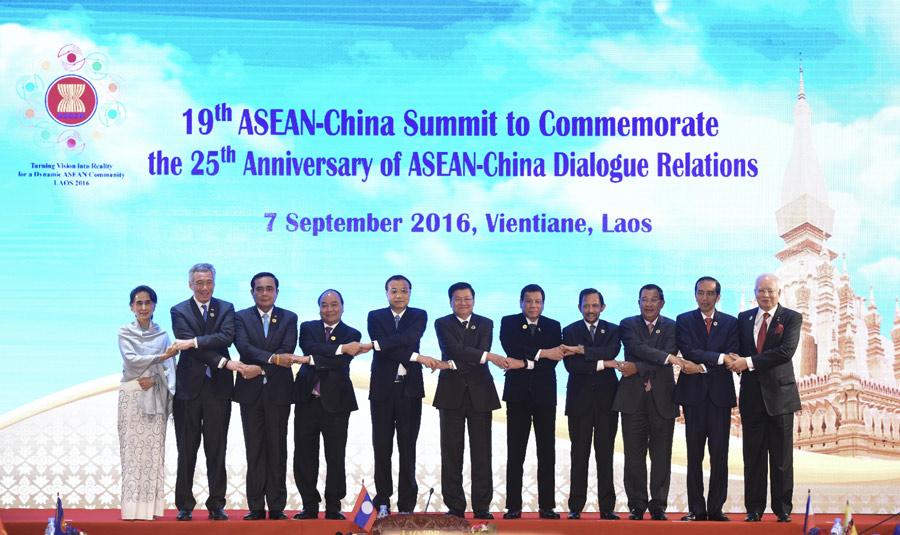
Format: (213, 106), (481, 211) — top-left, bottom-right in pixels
(559, 288), (623, 520)
(233, 272), (298, 520)
(366, 275), (440, 517)
(499, 284), (564, 519)
(170, 263), (260, 521)
(293, 289), (370, 520)
(611, 283), (680, 521)
(433, 282), (508, 520)
(674, 276), (739, 522)
(726, 273), (801, 523)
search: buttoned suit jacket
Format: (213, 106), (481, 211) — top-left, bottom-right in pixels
(500, 313), (561, 407)
(295, 320), (360, 414)
(367, 307), (427, 401)
(171, 297), (235, 401)
(611, 314), (679, 419)
(562, 319), (621, 416)
(232, 306), (298, 405)
(737, 305), (802, 416)
(433, 313), (501, 412)
(674, 309), (739, 408)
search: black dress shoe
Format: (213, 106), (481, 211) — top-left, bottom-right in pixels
(567, 511), (581, 520)
(269, 511), (287, 520)
(600, 512), (620, 520)
(503, 510), (521, 519)
(777, 513), (792, 522)
(445, 509), (465, 518)
(176, 510), (192, 521)
(539, 509), (560, 519)
(745, 512), (761, 522)
(208, 509), (228, 521)
(473, 511), (494, 520)
(681, 512), (707, 521)
(629, 509), (645, 520)
(293, 509), (318, 520)
(650, 511), (668, 521)
(708, 512), (730, 521)
(325, 511), (345, 520)
(243, 510), (266, 520)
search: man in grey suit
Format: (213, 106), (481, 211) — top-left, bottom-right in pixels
(612, 284), (685, 521)
(726, 273), (801, 523)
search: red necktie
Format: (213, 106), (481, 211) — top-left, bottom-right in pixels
(705, 317), (712, 335)
(756, 313), (769, 354)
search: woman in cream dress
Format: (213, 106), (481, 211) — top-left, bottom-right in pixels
(117, 285), (178, 520)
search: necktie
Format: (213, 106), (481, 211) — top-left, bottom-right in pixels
(313, 326), (332, 396)
(262, 313), (270, 337)
(589, 323), (596, 341)
(201, 304), (211, 378)
(528, 323), (537, 337)
(394, 314), (401, 331)
(462, 320), (468, 330)
(644, 322), (654, 391)
(756, 312), (769, 354)
(705, 317), (712, 335)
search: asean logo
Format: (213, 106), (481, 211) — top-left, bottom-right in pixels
(45, 74), (98, 127)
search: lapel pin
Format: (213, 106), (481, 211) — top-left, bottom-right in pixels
(330, 336), (336, 341)
(271, 317), (278, 324)
(655, 329), (660, 334)
(600, 329), (605, 334)
(470, 324), (476, 330)
(521, 324), (528, 330)
(713, 321), (718, 327)
(209, 311), (215, 318)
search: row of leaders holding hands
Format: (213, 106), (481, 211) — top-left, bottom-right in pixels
(116, 263), (801, 524)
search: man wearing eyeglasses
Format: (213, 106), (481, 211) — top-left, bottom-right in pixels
(612, 283), (680, 521)
(673, 277), (739, 522)
(726, 274), (801, 523)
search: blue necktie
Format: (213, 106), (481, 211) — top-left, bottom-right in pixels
(201, 304), (211, 378)
(394, 314), (401, 331)
(262, 313), (270, 337)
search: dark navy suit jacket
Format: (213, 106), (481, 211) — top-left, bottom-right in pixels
(674, 309), (739, 408)
(171, 297), (234, 401)
(232, 305), (298, 405)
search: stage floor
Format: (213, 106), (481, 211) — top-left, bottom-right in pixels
(0, 509), (894, 535)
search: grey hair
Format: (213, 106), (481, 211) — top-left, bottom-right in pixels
(754, 272), (779, 291)
(189, 263), (216, 280)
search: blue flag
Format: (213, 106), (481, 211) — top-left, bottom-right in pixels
(54, 494), (64, 535)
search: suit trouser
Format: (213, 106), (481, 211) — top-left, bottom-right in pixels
(370, 381), (422, 511)
(439, 394), (493, 513)
(239, 399), (290, 512)
(620, 392), (674, 514)
(739, 382), (794, 516)
(294, 396), (350, 513)
(567, 405), (618, 514)
(505, 400), (556, 511)
(683, 403), (731, 516)
(173, 379), (231, 511)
